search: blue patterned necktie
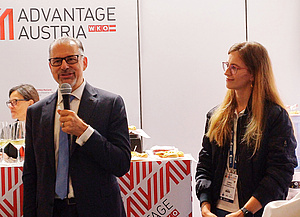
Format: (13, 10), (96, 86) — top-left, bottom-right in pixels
(55, 95), (75, 199)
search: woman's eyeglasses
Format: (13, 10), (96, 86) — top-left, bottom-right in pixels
(6, 99), (29, 107)
(222, 61), (248, 75)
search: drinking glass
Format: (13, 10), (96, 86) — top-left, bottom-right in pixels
(0, 122), (10, 164)
(11, 121), (25, 163)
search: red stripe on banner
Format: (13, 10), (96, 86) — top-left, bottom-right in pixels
(153, 172), (158, 204)
(160, 166), (164, 199)
(136, 178), (151, 209)
(1, 167), (5, 196)
(20, 183), (24, 216)
(132, 192), (146, 212)
(136, 162), (140, 185)
(142, 162), (146, 179)
(118, 176), (130, 194)
(118, 162), (135, 192)
(166, 165), (180, 191)
(129, 162), (134, 190)
(124, 173), (130, 179)
(13, 189), (17, 217)
(0, 203), (12, 217)
(169, 162), (184, 180)
(166, 162), (170, 193)
(146, 177), (152, 209)
(119, 183), (126, 195)
(8, 167), (12, 191)
(188, 212), (192, 217)
(14, 167), (18, 185)
(3, 198), (13, 213)
(175, 160), (191, 175)
(127, 196), (145, 216)
(149, 161), (152, 173)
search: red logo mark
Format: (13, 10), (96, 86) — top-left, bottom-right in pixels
(88, 25), (116, 32)
(0, 8), (14, 40)
(167, 209), (180, 217)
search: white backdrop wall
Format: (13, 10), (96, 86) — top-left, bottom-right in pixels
(139, 0), (300, 216)
(0, 0), (140, 126)
(139, 0), (246, 155)
(247, 0), (300, 106)
(138, 1), (246, 215)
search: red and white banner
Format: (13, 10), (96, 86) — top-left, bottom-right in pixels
(118, 159), (193, 217)
(0, 158), (193, 217)
(0, 167), (23, 217)
(2, 158), (298, 217)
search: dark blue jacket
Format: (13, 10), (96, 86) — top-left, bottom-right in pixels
(23, 83), (131, 217)
(195, 101), (297, 216)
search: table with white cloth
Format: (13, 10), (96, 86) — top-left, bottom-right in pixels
(0, 155), (194, 217)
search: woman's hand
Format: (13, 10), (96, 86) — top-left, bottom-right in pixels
(225, 209), (244, 217)
(201, 202), (217, 217)
(202, 211), (217, 217)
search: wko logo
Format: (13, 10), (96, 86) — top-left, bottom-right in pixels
(88, 25), (116, 32)
(0, 8), (14, 40)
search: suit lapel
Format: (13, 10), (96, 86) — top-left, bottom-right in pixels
(41, 92), (57, 170)
(70, 83), (98, 155)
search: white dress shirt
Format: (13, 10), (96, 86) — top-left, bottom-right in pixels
(54, 79), (94, 198)
(216, 110), (245, 212)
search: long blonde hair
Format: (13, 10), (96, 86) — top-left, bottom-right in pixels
(207, 42), (284, 154)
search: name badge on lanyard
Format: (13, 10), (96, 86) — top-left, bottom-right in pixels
(219, 136), (238, 203)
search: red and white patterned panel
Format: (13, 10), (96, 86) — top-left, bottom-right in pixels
(0, 167), (23, 217)
(118, 160), (192, 217)
(1, 159), (193, 217)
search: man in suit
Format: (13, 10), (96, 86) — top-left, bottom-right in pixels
(22, 36), (131, 217)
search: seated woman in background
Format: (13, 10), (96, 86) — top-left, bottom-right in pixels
(5, 84), (39, 158)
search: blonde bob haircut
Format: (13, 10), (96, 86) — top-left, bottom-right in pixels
(206, 42), (284, 154)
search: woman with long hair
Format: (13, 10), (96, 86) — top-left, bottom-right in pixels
(195, 42), (297, 217)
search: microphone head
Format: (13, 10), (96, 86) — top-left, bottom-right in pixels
(60, 83), (72, 95)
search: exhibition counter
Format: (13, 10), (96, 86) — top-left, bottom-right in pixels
(0, 155), (194, 217)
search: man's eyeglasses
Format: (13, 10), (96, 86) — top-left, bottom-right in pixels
(222, 61), (248, 75)
(49, 55), (83, 67)
(6, 99), (29, 107)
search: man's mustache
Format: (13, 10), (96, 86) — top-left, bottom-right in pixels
(58, 69), (75, 74)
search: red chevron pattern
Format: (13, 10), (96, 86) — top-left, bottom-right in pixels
(118, 159), (192, 217)
(1, 159), (192, 217)
(0, 167), (23, 217)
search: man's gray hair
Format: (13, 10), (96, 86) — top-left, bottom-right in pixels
(49, 36), (84, 57)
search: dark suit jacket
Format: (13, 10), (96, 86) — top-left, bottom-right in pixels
(22, 83), (131, 217)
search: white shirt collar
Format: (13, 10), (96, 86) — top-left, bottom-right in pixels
(57, 79), (86, 104)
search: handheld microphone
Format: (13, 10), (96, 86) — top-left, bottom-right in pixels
(59, 83), (72, 110)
